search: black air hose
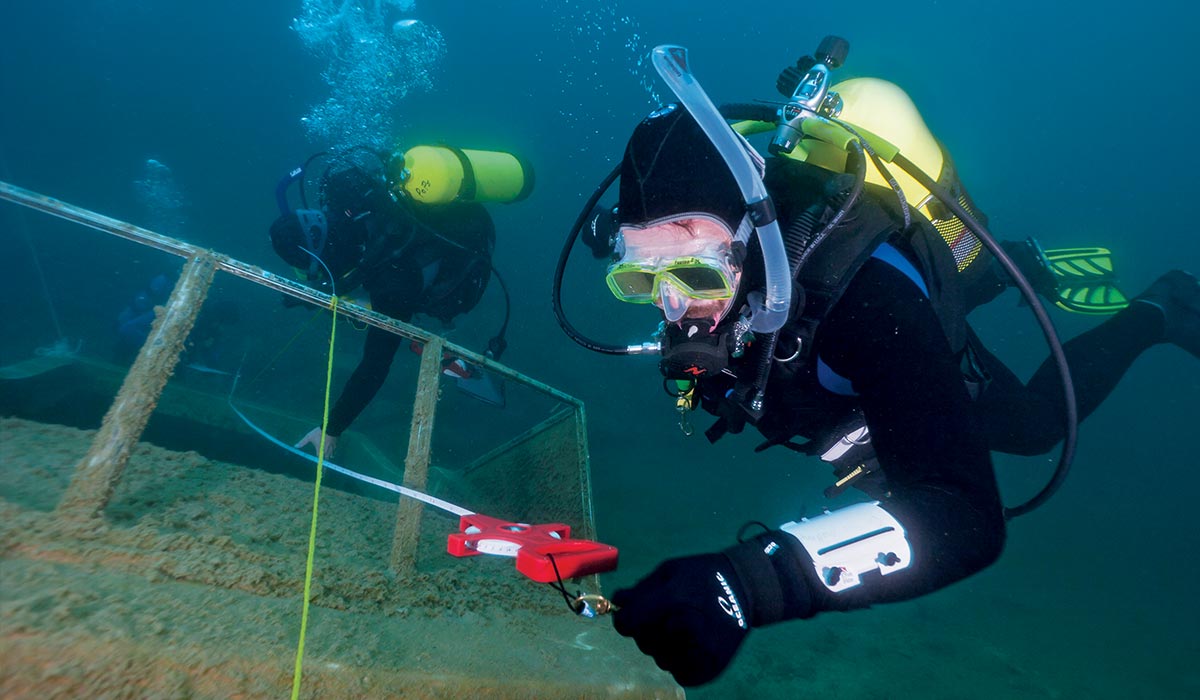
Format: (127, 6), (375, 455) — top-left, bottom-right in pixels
(891, 153), (1077, 519)
(719, 103), (779, 123)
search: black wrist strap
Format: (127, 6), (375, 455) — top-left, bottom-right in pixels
(724, 538), (783, 626)
(724, 531), (817, 627)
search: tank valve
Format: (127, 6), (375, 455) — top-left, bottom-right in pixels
(770, 35), (851, 155)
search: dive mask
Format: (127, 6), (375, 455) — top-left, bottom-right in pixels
(605, 214), (740, 322)
(294, 208), (330, 277)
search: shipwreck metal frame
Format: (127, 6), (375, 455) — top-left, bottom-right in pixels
(0, 180), (597, 573)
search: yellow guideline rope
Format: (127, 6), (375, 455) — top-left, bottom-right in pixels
(290, 296), (339, 700)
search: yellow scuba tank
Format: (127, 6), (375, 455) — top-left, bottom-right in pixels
(786, 78), (942, 220)
(784, 77), (984, 272)
(389, 145), (534, 204)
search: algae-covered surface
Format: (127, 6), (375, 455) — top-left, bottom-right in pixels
(0, 417), (681, 699)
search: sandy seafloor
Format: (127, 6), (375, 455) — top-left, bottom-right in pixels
(0, 416), (681, 699)
(4, 412), (1198, 699)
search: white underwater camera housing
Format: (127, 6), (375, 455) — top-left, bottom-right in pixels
(781, 501), (911, 593)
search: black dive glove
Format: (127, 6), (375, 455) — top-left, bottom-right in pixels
(611, 532), (816, 687)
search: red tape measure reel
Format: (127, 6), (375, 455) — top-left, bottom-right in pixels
(447, 513), (619, 583)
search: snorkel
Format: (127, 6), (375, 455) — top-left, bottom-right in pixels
(275, 166), (304, 216)
(651, 46), (791, 334)
(273, 159), (331, 281)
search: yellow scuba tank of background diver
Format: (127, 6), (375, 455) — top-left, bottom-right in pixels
(785, 77), (943, 222)
(388, 145), (534, 204)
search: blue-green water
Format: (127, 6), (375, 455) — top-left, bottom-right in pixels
(1, 1), (1197, 697)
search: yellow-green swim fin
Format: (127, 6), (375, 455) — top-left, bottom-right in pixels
(1042, 246), (1130, 314)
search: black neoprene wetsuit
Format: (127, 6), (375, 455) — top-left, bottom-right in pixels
(970, 302), (1163, 456)
(805, 253), (1162, 611)
(325, 202), (494, 437)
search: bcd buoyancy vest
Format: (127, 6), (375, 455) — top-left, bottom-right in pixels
(695, 155), (989, 496)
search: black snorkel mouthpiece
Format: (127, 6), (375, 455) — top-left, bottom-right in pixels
(770, 35), (850, 156)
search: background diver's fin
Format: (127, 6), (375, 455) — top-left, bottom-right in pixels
(455, 368), (506, 407)
(1041, 246), (1130, 314)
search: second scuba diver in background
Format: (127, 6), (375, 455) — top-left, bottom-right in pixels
(116, 272), (242, 373)
(270, 144), (532, 457)
(557, 38), (1199, 687)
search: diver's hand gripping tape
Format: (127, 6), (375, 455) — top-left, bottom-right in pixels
(780, 501), (911, 593)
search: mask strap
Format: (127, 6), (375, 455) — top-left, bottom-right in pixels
(732, 212), (754, 246)
(295, 209), (329, 277)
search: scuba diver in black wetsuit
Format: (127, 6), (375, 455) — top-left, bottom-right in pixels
(270, 144), (533, 457)
(553, 39), (1199, 687)
(115, 273), (173, 362)
(115, 273), (242, 372)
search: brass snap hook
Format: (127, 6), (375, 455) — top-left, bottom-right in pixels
(573, 594), (615, 616)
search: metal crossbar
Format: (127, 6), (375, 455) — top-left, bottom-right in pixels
(0, 179), (581, 407)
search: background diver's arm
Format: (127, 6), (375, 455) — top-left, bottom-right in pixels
(325, 326), (404, 437)
(324, 265), (420, 437)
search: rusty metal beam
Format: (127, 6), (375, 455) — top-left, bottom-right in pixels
(56, 253), (216, 520)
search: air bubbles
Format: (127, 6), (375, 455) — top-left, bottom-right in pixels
(292, 1), (445, 149)
(392, 19), (419, 35)
(534, 1), (660, 155)
(133, 158), (186, 236)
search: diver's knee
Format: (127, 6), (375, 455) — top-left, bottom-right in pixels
(969, 506), (1008, 571)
